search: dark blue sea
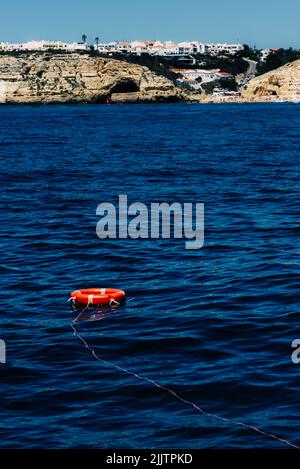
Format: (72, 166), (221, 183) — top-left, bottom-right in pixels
(1, 103), (300, 449)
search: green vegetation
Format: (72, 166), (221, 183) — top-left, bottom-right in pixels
(202, 78), (237, 94)
(108, 52), (179, 82)
(193, 52), (247, 75)
(201, 80), (219, 94)
(242, 44), (261, 61)
(192, 45), (260, 76)
(257, 48), (300, 74)
(191, 45), (300, 81)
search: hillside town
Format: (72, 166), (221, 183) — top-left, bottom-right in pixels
(0, 39), (245, 55)
(0, 38), (284, 97)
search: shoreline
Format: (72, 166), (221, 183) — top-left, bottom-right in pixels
(188, 96), (300, 104)
(0, 97), (299, 105)
(0, 53), (299, 105)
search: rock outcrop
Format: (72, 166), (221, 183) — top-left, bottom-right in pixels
(242, 60), (300, 101)
(0, 53), (183, 104)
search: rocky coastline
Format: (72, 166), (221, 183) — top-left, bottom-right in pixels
(0, 53), (183, 104)
(190, 59), (300, 104)
(0, 53), (300, 104)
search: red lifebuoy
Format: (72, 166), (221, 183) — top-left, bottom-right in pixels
(71, 288), (125, 306)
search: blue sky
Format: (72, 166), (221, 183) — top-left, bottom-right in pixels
(1, 0), (299, 49)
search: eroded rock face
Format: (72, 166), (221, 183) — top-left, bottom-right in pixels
(0, 54), (183, 104)
(242, 60), (300, 101)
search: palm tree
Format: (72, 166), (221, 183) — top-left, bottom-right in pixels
(82, 34), (87, 44)
(95, 37), (100, 50)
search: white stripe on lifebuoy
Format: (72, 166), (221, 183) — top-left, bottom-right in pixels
(70, 288), (125, 306)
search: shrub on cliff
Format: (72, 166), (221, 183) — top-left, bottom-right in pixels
(257, 48), (300, 75)
(107, 53), (178, 83)
(202, 78), (237, 94)
(193, 52), (249, 76)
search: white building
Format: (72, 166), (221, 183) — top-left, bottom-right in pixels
(0, 40), (88, 52)
(171, 68), (219, 84)
(19, 40), (67, 51)
(66, 42), (88, 51)
(99, 42), (131, 53)
(131, 40), (152, 53)
(0, 42), (17, 51)
(260, 48), (278, 61)
(175, 41), (206, 55)
(206, 43), (244, 55)
(0, 39), (243, 57)
(115, 42), (131, 52)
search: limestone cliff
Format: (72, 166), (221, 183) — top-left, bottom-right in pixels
(0, 53), (183, 104)
(242, 60), (300, 101)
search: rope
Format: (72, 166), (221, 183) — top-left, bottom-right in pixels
(71, 305), (300, 450)
(109, 299), (120, 307)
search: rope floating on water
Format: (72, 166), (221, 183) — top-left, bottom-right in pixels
(71, 305), (300, 450)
